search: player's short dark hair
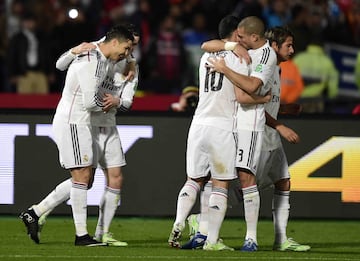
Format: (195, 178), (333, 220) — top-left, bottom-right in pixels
(104, 25), (134, 43)
(218, 15), (240, 39)
(125, 23), (140, 37)
(265, 26), (294, 47)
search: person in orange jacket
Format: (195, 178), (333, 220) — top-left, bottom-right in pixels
(279, 59), (304, 104)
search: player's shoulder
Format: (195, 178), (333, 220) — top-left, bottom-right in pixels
(221, 50), (246, 68)
(75, 49), (102, 63)
(251, 45), (277, 66)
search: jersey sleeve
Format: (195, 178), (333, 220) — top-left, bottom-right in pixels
(56, 50), (77, 71)
(117, 65), (139, 111)
(74, 53), (103, 112)
(250, 49), (277, 85)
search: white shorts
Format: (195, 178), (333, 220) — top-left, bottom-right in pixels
(256, 145), (290, 190)
(92, 126), (126, 169)
(52, 121), (94, 169)
(186, 124), (237, 180)
(235, 129), (263, 175)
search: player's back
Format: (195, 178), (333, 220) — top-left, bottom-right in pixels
(193, 51), (245, 132)
(55, 49), (107, 124)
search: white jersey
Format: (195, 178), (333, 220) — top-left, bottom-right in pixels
(55, 46), (138, 127)
(237, 40), (277, 131)
(193, 51), (248, 131)
(91, 60), (138, 127)
(263, 65), (282, 151)
(53, 45), (110, 125)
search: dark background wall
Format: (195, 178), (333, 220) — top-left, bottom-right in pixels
(0, 111), (359, 219)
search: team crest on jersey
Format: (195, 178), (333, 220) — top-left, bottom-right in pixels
(255, 64), (263, 73)
(83, 155), (89, 162)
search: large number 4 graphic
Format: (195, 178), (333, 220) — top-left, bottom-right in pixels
(290, 137), (360, 203)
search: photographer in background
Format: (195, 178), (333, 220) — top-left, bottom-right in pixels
(170, 86), (199, 113)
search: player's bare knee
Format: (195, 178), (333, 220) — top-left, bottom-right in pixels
(237, 168), (256, 188)
(274, 178), (290, 191)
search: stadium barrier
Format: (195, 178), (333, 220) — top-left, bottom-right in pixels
(0, 111), (359, 218)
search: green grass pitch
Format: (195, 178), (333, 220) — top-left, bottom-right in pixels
(1, 215), (359, 261)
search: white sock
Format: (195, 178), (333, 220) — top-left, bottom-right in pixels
(198, 181), (212, 235)
(242, 185), (260, 243)
(206, 187), (228, 244)
(273, 189), (290, 244)
(101, 187), (121, 234)
(174, 180), (200, 228)
(95, 189), (106, 239)
(33, 179), (72, 217)
(71, 181), (88, 237)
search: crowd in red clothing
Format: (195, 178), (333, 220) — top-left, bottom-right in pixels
(0, 0), (360, 113)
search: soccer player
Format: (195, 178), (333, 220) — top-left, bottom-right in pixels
(168, 14), (266, 251)
(255, 26), (310, 252)
(54, 31), (139, 246)
(20, 27), (139, 246)
(19, 25), (134, 246)
(204, 16), (277, 251)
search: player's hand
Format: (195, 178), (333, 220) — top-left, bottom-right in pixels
(102, 93), (120, 112)
(124, 70), (135, 81)
(71, 42), (96, 55)
(263, 90), (271, 103)
(234, 44), (251, 64)
(206, 56), (226, 74)
(276, 124), (300, 144)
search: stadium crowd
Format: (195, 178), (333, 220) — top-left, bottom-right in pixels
(1, 0), (360, 113)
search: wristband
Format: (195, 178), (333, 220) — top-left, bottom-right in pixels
(224, 41), (237, 51)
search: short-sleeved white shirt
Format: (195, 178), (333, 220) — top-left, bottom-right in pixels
(193, 51), (249, 131)
(262, 65), (282, 151)
(237, 40), (277, 132)
(187, 51), (248, 180)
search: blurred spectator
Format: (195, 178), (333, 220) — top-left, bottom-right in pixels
(0, 0), (358, 104)
(179, 0), (205, 29)
(98, 0), (126, 36)
(182, 12), (213, 86)
(293, 36), (339, 113)
(51, 3), (97, 92)
(0, 3), (9, 92)
(7, 0), (24, 38)
(355, 51), (360, 93)
(262, 0), (291, 28)
(168, 2), (186, 31)
(347, 0), (360, 46)
(286, 3), (310, 53)
(7, 12), (54, 94)
(170, 86), (199, 113)
(29, 0), (57, 34)
(279, 59), (304, 104)
(128, 0), (155, 53)
(232, 0), (264, 19)
(318, 0), (353, 46)
(305, 4), (327, 46)
(141, 14), (188, 93)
